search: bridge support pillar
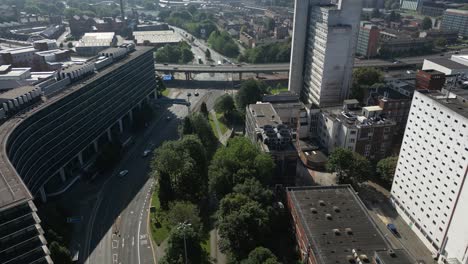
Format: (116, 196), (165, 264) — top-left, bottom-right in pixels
(239, 72), (242, 80)
(93, 140), (99, 153)
(39, 186), (47, 202)
(78, 152), (84, 167)
(256, 73), (259, 78)
(118, 118), (124, 133)
(107, 128), (112, 142)
(59, 168), (66, 182)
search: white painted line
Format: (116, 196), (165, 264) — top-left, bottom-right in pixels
(137, 220), (142, 264)
(132, 236), (135, 246)
(122, 238), (125, 248)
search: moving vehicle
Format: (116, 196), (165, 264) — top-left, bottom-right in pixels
(217, 60), (222, 65)
(194, 91), (199, 96)
(119, 170), (128, 177)
(386, 223), (399, 235)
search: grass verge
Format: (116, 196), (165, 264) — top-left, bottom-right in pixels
(270, 86), (288, 95)
(161, 89), (170, 97)
(209, 112), (229, 138)
(150, 189), (171, 245)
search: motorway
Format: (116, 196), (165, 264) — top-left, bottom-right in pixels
(82, 88), (224, 264)
(155, 49), (468, 73)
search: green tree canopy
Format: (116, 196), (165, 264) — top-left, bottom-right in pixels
(422, 17), (432, 30)
(167, 201), (202, 232)
(181, 113), (218, 157)
(49, 241), (73, 264)
(200, 102), (209, 117)
(241, 247), (280, 264)
(351, 67), (384, 102)
(208, 31), (239, 57)
(376, 156), (398, 187)
(327, 148), (371, 185)
(235, 79), (268, 111)
(434, 37), (448, 47)
(208, 137), (274, 198)
(217, 193), (271, 259)
(159, 226), (206, 264)
(155, 42), (194, 64)
(214, 94), (235, 115)
(233, 178), (274, 207)
(239, 41), (291, 64)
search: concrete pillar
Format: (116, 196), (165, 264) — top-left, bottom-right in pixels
(78, 152), (84, 167)
(59, 168), (66, 182)
(129, 110), (134, 123)
(239, 72), (243, 80)
(107, 128), (112, 142)
(256, 73), (259, 78)
(118, 118), (124, 133)
(39, 186), (47, 202)
(93, 140), (99, 153)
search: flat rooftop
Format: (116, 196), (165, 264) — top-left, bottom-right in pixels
(0, 86), (37, 102)
(287, 186), (392, 264)
(420, 89), (468, 119)
(248, 103), (282, 128)
(133, 30), (182, 44)
(0, 46), (154, 211)
(425, 58), (468, 70)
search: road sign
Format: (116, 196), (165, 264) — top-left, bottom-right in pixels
(163, 75), (173, 81)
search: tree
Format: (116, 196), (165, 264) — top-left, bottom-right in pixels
(205, 48), (211, 59)
(200, 102), (209, 117)
(181, 116), (194, 135)
(371, 8), (381, 18)
(208, 31), (239, 57)
(67, 42), (73, 48)
(167, 201), (202, 232)
(233, 178), (274, 207)
(59, 42), (64, 48)
(434, 37), (448, 47)
(159, 226), (206, 264)
(217, 193), (270, 259)
(351, 67), (384, 102)
(209, 137), (274, 198)
(49, 241), (73, 264)
(327, 148), (371, 185)
(235, 79), (268, 111)
(376, 156), (398, 187)
(214, 94), (235, 115)
(422, 17), (432, 30)
(158, 170), (174, 210)
(156, 75), (166, 96)
(263, 17), (275, 31)
(184, 113), (218, 157)
(242, 247), (280, 264)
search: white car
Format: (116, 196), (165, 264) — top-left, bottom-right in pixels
(119, 170), (128, 177)
(142, 150), (151, 157)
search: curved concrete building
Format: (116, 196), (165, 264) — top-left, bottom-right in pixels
(0, 46), (156, 264)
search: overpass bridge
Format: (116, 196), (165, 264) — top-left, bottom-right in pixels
(155, 58), (424, 80)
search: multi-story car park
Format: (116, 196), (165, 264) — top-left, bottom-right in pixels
(390, 89), (468, 263)
(0, 45), (157, 264)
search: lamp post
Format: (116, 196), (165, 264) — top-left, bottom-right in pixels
(177, 221), (192, 264)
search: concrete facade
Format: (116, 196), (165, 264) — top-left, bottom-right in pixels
(390, 90), (468, 263)
(288, 0), (362, 107)
(441, 9), (468, 37)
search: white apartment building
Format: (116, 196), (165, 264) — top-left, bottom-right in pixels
(390, 90), (468, 264)
(288, 0), (362, 107)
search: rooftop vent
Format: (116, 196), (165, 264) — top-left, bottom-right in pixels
(319, 200), (326, 206)
(388, 249), (396, 257)
(333, 229), (341, 236)
(359, 255), (369, 263)
(333, 206), (340, 212)
(326, 213), (333, 220)
(310, 208), (318, 214)
(345, 228), (353, 235)
(346, 256), (356, 263)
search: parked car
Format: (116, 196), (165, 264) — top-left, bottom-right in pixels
(119, 170), (128, 177)
(194, 91), (199, 96)
(142, 150), (151, 157)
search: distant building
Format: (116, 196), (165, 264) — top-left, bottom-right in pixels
(419, 29), (459, 44)
(419, 1), (446, 17)
(318, 99), (396, 160)
(33, 39), (58, 51)
(415, 69), (446, 90)
(39, 24), (65, 39)
(94, 17), (124, 33)
(356, 22), (380, 58)
(245, 102), (297, 184)
(441, 9), (468, 37)
(69, 15), (96, 36)
(0, 65), (53, 90)
(379, 34), (432, 57)
(240, 31), (255, 48)
(133, 30), (181, 46)
(135, 23), (170, 31)
(32, 49), (71, 71)
(422, 58), (468, 75)
(390, 89), (468, 263)
(288, 0), (362, 107)
(400, 0), (424, 11)
(287, 185), (414, 264)
(75, 32), (117, 56)
(0, 47), (37, 67)
(227, 28), (239, 38)
(273, 26), (289, 39)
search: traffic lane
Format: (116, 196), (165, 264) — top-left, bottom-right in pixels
(87, 103), (185, 263)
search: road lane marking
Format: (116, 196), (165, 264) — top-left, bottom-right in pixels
(132, 236), (135, 246)
(122, 238), (125, 248)
(137, 220), (142, 264)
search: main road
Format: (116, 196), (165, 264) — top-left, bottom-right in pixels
(83, 88), (223, 264)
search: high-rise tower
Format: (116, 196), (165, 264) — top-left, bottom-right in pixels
(288, 0), (362, 107)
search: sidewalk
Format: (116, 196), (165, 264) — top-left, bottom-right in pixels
(210, 110), (232, 146)
(210, 229), (227, 264)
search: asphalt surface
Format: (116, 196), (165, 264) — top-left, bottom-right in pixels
(83, 88), (216, 264)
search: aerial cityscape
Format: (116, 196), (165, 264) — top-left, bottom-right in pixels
(0, 0), (466, 263)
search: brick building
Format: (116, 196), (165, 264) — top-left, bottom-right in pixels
(286, 185), (413, 264)
(415, 69), (446, 90)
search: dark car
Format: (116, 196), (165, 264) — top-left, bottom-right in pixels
(387, 223), (399, 235)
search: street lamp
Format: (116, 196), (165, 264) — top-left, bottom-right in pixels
(177, 221), (192, 264)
